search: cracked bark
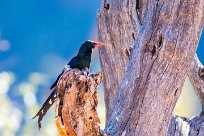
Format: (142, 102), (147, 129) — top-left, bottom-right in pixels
(98, 0), (204, 135)
(55, 69), (103, 136)
(188, 55), (204, 110)
(167, 56), (204, 136)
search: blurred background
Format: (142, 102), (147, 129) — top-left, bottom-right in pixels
(0, 0), (203, 136)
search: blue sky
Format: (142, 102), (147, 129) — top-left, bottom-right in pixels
(0, 0), (101, 80)
(197, 32), (204, 63)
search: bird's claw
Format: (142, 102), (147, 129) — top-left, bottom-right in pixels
(82, 67), (89, 75)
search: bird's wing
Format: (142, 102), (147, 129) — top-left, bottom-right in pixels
(68, 56), (78, 68)
(50, 64), (71, 90)
(33, 63), (72, 129)
(50, 73), (63, 90)
(32, 89), (57, 129)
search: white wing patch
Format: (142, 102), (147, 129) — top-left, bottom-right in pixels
(49, 99), (52, 105)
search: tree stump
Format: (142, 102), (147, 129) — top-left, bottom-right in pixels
(55, 69), (103, 136)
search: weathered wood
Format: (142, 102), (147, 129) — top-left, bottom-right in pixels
(98, 0), (141, 121)
(167, 55), (204, 136)
(188, 55), (204, 111)
(168, 114), (204, 136)
(98, 0), (204, 135)
(55, 69), (103, 136)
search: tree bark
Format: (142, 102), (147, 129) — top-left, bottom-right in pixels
(168, 114), (204, 136)
(55, 69), (103, 136)
(188, 55), (204, 110)
(98, 0), (204, 135)
(167, 56), (204, 136)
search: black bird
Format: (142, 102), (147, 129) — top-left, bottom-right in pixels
(33, 40), (107, 128)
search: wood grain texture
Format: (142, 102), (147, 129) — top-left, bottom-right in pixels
(168, 115), (204, 136)
(55, 69), (103, 136)
(188, 55), (204, 111)
(98, 0), (204, 135)
(167, 56), (204, 136)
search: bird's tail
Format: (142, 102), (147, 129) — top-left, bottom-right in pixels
(32, 89), (57, 129)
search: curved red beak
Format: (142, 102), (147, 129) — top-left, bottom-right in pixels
(94, 42), (108, 47)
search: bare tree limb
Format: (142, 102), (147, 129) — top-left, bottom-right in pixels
(167, 54), (204, 136)
(98, 0), (204, 135)
(188, 55), (204, 111)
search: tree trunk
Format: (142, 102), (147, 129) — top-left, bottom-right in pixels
(98, 0), (204, 135)
(167, 56), (204, 136)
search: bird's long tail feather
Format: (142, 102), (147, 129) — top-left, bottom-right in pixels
(32, 89), (57, 129)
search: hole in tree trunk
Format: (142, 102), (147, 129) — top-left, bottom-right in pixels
(125, 48), (131, 60)
(136, 0), (141, 20)
(151, 45), (156, 55)
(104, 3), (110, 10)
(89, 116), (93, 120)
(174, 89), (178, 96)
(132, 32), (135, 40)
(158, 35), (163, 47)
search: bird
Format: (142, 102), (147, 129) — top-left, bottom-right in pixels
(32, 40), (107, 129)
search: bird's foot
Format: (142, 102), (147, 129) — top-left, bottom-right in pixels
(82, 67), (89, 76)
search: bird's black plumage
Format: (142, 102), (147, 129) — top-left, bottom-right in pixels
(33, 40), (107, 129)
(50, 41), (94, 90)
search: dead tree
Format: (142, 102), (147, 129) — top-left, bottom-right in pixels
(98, 0), (204, 135)
(55, 0), (204, 135)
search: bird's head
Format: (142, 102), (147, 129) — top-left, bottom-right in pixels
(79, 40), (108, 55)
